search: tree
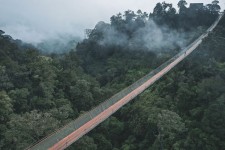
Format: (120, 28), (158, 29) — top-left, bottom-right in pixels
(0, 90), (12, 147)
(110, 13), (123, 28)
(178, 0), (188, 14)
(0, 66), (13, 91)
(121, 136), (137, 150)
(137, 9), (148, 20)
(124, 10), (136, 23)
(154, 110), (185, 149)
(201, 95), (225, 148)
(9, 88), (30, 113)
(72, 136), (97, 150)
(0, 91), (13, 123)
(98, 116), (124, 145)
(29, 56), (58, 110)
(152, 2), (177, 26)
(212, 0), (221, 12)
(153, 3), (163, 17)
(1, 110), (60, 150)
(207, 0), (221, 14)
(92, 134), (112, 150)
(212, 0), (220, 5)
(0, 30), (5, 35)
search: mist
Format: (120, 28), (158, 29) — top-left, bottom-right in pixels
(0, 0), (224, 51)
(97, 20), (202, 53)
(132, 21), (204, 51)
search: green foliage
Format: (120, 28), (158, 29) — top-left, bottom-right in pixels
(157, 110), (185, 138)
(0, 91), (13, 122)
(0, 2), (224, 150)
(0, 66), (14, 90)
(9, 88), (30, 113)
(1, 110), (60, 150)
(207, 0), (221, 14)
(92, 134), (112, 150)
(72, 136), (97, 150)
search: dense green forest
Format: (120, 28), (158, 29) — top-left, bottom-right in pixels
(0, 0), (224, 149)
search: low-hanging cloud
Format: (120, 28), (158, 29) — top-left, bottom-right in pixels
(97, 20), (201, 52)
(133, 20), (193, 51)
(97, 23), (129, 47)
(0, 0), (224, 45)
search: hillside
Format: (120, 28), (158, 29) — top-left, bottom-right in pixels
(72, 10), (225, 150)
(0, 1), (224, 150)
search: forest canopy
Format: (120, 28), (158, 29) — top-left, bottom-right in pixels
(0, 0), (224, 149)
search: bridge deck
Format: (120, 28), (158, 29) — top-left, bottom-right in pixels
(27, 13), (224, 150)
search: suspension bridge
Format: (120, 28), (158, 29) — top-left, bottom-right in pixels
(27, 12), (224, 150)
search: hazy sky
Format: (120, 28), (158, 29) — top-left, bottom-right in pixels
(0, 0), (224, 43)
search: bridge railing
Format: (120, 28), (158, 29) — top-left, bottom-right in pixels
(27, 12), (224, 150)
(28, 34), (201, 150)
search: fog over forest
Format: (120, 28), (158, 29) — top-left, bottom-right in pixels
(0, 0), (224, 44)
(0, 0), (225, 149)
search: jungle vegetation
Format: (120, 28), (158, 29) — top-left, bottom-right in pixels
(0, 0), (224, 149)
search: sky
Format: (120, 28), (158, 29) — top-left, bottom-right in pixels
(0, 0), (224, 44)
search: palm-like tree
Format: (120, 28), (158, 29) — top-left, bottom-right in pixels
(178, 0), (187, 8)
(178, 0), (187, 14)
(207, 0), (221, 14)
